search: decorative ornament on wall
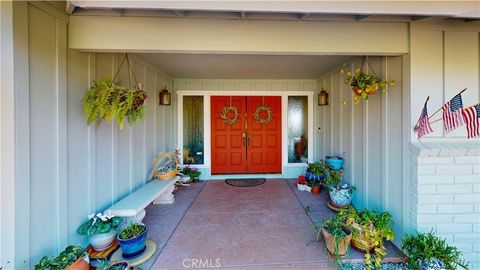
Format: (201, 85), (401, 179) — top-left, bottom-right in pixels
(220, 105), (239, 125)
(254, 104), (273, 124)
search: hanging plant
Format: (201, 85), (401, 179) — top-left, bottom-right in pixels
(342, 57), (395, 101)
(82, 54), (147, 129)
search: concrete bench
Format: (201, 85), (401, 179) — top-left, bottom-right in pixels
(105, 176), (179, 222)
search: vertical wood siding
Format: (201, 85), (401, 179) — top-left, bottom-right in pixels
(10, 3), (174, 266)
(317, 56), (405, 243)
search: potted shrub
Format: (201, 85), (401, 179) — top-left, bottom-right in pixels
(310, 179), (321, 194)
(35, 245), (89, 270)
(338, 207), (395, 269)
(181, 165), (201, 182)
(97, 260), (129, 270)
(343, 67), (395, 101)
(314, 215), (352, 261)
(77, 213), (122, 251)
(305, 161), (328, 182)
(83, 78), (147, 129)
(402, 231), (469, 270)
(325, 171), (355, 207)
(117, 223), (148, 258)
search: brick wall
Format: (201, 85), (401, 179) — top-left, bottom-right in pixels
(410, 142), (480, 269)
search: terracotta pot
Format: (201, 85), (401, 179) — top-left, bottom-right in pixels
(66, 257), (89, 270)
(312, 186), (321, 194)
(322, 224), (352, 257)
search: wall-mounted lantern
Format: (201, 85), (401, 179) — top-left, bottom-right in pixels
(318, 88), (329, 106)
(159, 86), (171, 105)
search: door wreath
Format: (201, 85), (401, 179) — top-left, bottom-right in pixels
(220, 105), (239, 125)
(254, 105), (272, 124)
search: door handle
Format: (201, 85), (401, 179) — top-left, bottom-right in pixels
(242, 132), (246, 146)
(247, 133), (251, 147)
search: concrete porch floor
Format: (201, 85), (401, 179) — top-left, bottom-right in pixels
(141, 179), (405, 270)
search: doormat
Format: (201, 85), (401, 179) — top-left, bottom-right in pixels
(225, 178), (266, 187)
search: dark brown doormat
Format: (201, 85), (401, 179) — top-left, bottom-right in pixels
(225, 178), (266, 187)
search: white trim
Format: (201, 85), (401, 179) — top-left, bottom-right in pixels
(177, 90), (313, 177)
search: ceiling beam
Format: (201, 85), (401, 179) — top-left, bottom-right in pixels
(172, 10), (186, 17)
(240, 11), (247, 19)
(411, 16), (431, 21)
(66, 2), (76, 15)
(298, 13), (310, 20)
(355, 15), (370, 21)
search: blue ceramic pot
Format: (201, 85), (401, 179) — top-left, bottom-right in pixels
(326, 156), (344, 170)
(117, 225), (147, 258)
(417, 258), (446, 270)
(328, 185), (353, 207)
(305, 172), (325, 182)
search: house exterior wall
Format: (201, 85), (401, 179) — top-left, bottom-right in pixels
(409, 143), (480, 269)
(317, 56), (407, 245)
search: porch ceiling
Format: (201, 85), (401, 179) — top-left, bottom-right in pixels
(134, 53), (353, 79)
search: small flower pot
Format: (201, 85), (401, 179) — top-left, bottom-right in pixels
(417, 258), (445, 270)
(90, 229), (117, 251)
(325, 156), (344, 170)
(322, 224), (352, 257)
(117, 225), (148, 258)
(66, 256), (89, 270)
(312, 186), (321, 194)
(328, 186), (353, 207)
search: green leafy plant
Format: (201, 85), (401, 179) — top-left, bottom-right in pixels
(338, 207), (394, 269)
(97, 260), (128, 270)
(77, 213), (122, 236)
(343, 67), (395, 101)
(35, 245), (87, 270)
(313, 215), (352, 264)
(119, 224), (146, 240)
(83, 78), (146, 129)
(402, 231), (469, 270)
(307, 160), (329, 177)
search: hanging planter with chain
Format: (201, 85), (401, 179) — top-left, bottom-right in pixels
(83, 54), (147, 129)
(343, 57), (395, 102)
(254, 97), (273, 124)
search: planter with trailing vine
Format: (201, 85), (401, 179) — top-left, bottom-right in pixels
(314, 215), (352, 262)
(118, 223), (148, 258)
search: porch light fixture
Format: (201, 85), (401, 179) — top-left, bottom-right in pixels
(159, 86), (171, 105)
(318, 88), (329, 106)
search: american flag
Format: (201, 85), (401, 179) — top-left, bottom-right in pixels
(442, 94), (464, 133)
(462, 104), (480, 138)
(415, 98), (433, 139)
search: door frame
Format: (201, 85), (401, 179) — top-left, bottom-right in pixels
(177, 90), (314, 176)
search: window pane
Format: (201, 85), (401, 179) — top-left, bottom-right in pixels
(288, 96), (308, 163)
(183, 96), (204, 165)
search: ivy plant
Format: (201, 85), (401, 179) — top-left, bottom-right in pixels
(35, 245), (86, 270)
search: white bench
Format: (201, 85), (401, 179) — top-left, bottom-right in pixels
(105, 176), (179, 222)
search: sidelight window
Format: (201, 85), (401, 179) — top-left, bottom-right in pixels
(183, 96), (204, 165)
(287, 96), (308, 163)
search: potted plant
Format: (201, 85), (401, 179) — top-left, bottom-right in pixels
(325, 154), (344, 170)
(343, 67), (395, 101)
(402, 231), (469, 270)
(310, 179), (321, 194)
(325, 171), (355, 207)
(181, 165), (201, 182)
(35, 245), (89, 270)
(305, 161), (328, 182)
(338, 207), (395, 269)
(117, 223), (148, 258)
(83, 78), (147, 129)
(77, 213), (122, 251)
(97, 259), (129, 270)
(314, 215), (352, 262)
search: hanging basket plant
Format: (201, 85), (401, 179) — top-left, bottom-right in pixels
(343, 57), (395, 102)
(83, 54), (147, 129)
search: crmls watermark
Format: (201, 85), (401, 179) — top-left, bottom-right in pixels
(182, 258), (222, 268)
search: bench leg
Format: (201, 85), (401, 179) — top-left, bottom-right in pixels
(153, 184), (175, 204)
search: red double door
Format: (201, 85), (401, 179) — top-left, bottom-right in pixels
(211, 96), (282, 174)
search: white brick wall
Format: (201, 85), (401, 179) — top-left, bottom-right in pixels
(410, 142), (480, 269)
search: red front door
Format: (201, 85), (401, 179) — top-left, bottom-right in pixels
(211, 96), (282, 174)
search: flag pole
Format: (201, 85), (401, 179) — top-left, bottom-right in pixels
(428, 88), (467, 119)
(464, 102), (480, 110)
